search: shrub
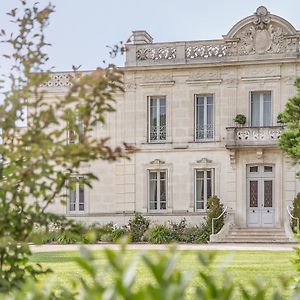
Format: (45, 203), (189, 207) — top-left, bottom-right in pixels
(88, 223), (114, 241)
(55, 232), (81, 244)
(180, 226), (207, 244)
(233, 114), (246, 125)
(112, 227), (130, 242)
(146, 225), (173, 244)
(169, 218), (187, 242)
(201, 196), (225, 242)
(100, 233), (114, 242)
(291, 193), (300, 232)
(128, 213), (150, 242)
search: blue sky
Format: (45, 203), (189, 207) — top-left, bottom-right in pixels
(0, 0), (300, 73)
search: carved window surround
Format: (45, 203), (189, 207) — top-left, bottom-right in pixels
(143, 160), (173, 213)
(189, 158), (220, 211)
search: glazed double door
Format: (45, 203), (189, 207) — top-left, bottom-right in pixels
(247, 165), (275, 227)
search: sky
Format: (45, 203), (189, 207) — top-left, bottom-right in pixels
(0, 0), (300, 73)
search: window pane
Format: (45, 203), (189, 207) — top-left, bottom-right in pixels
(250, 166), (258, 173)
(264, 166), (273, 172)
(149, 172), (157, 210)
(150, 172), (157, 180)
(249, 180), (258, 207)
(150, 98), (157, 141)
(264, 180), (273, 207)
(196, 170), (204, 210)
(251, 92), (260, 127)
(263, 92), (272, 126)
(196, 96), (204, 140)
(207, 98), (213, 139)
(160, 179), (166, 201)
(160, 171), (166, 180)
(79, 180), (84, 211)
(69, 186), (76, 212)
(159, 99), (166, 140)
(207, 178), (212, 199)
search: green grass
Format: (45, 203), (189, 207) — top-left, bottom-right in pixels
(31, 249), (296, 299)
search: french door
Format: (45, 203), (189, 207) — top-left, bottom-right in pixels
(247, 165), (275, 227)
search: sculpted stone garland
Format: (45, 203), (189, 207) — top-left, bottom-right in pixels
(236, 128), (281, 141)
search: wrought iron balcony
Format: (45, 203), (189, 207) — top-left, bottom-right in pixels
(195, 125), (214, 141)
(226, 126), (283, 149)
(149, 125), (167, 142)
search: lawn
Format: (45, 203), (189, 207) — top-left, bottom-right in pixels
(31, 249), (297, 299)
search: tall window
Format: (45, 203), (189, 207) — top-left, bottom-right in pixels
(195, 169), (214, 211)
(250, 91), (272, 127)
(148, 96), (166, 142)
(148, 170), (167, 211)
(195, 95), (214, 140)
(68, 177), (85, 213)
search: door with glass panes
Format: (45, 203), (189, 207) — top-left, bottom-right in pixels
(247, 165), (275, 227)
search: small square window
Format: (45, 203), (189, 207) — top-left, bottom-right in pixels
(264, 166), (273, 172)
(250, 166), (258, 173)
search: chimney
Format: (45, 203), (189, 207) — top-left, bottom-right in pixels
(132, 31), (153, 44)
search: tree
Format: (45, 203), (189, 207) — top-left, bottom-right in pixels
(278, 78), (300, 174)
(0, 1), (134, 291)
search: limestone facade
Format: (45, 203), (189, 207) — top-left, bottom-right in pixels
(44, 7), (300, 228)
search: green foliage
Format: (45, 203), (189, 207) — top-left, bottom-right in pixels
(8, 244), (296, 299)
(278, 79), (300, 173)
(0, 1), (134, 291)
(169, 218), (188, 242)
(233, 114), (247, 125)
(128, 212), (150, 242)
(100, 233), (114, 242)
(201, 196), (225, 242)
(146, 224), (173, 244)
(169, 219), (207, 244)
(291, 193), (300, 232)
(112, 226), (130, 242)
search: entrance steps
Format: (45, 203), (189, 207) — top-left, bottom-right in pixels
(210, 227), (293, 243)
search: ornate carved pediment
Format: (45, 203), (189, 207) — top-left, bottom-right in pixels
(150, 159), (165, 165)
(224, 6), (299, 56)
(196, 158), (212, 164)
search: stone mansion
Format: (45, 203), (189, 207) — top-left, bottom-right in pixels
(43, 7), (300, 242)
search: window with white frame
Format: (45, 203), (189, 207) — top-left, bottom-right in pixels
(148, 170), (167, 211)
(68, 177), (85, 213)
(195, 169), (214, 211)
(250, 91), (272, 127)
(195, 95), (214, 140)
(148, 96), (166, 142)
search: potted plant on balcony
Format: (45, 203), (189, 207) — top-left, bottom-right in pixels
(277, 113), (284, 124)
(233, 114), (246, 126)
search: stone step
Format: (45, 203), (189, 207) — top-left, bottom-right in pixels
(229, 232), (286, 236)
(224, 234), (287, 239)
(210, 227), (292, 243)
(230, 227), (284, 232)
(219, 239), (291, 243)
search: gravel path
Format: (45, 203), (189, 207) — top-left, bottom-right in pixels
(30, 243), (298, 253)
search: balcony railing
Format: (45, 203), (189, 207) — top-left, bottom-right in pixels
(226, 126), (283, 148)
(195, 124), (214, 141)
(149, 125), (166, 142)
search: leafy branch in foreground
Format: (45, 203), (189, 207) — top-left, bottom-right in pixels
(278, 78), (300, 176)
(0, 0), (134, 291)
(9, 243), (295, 300)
